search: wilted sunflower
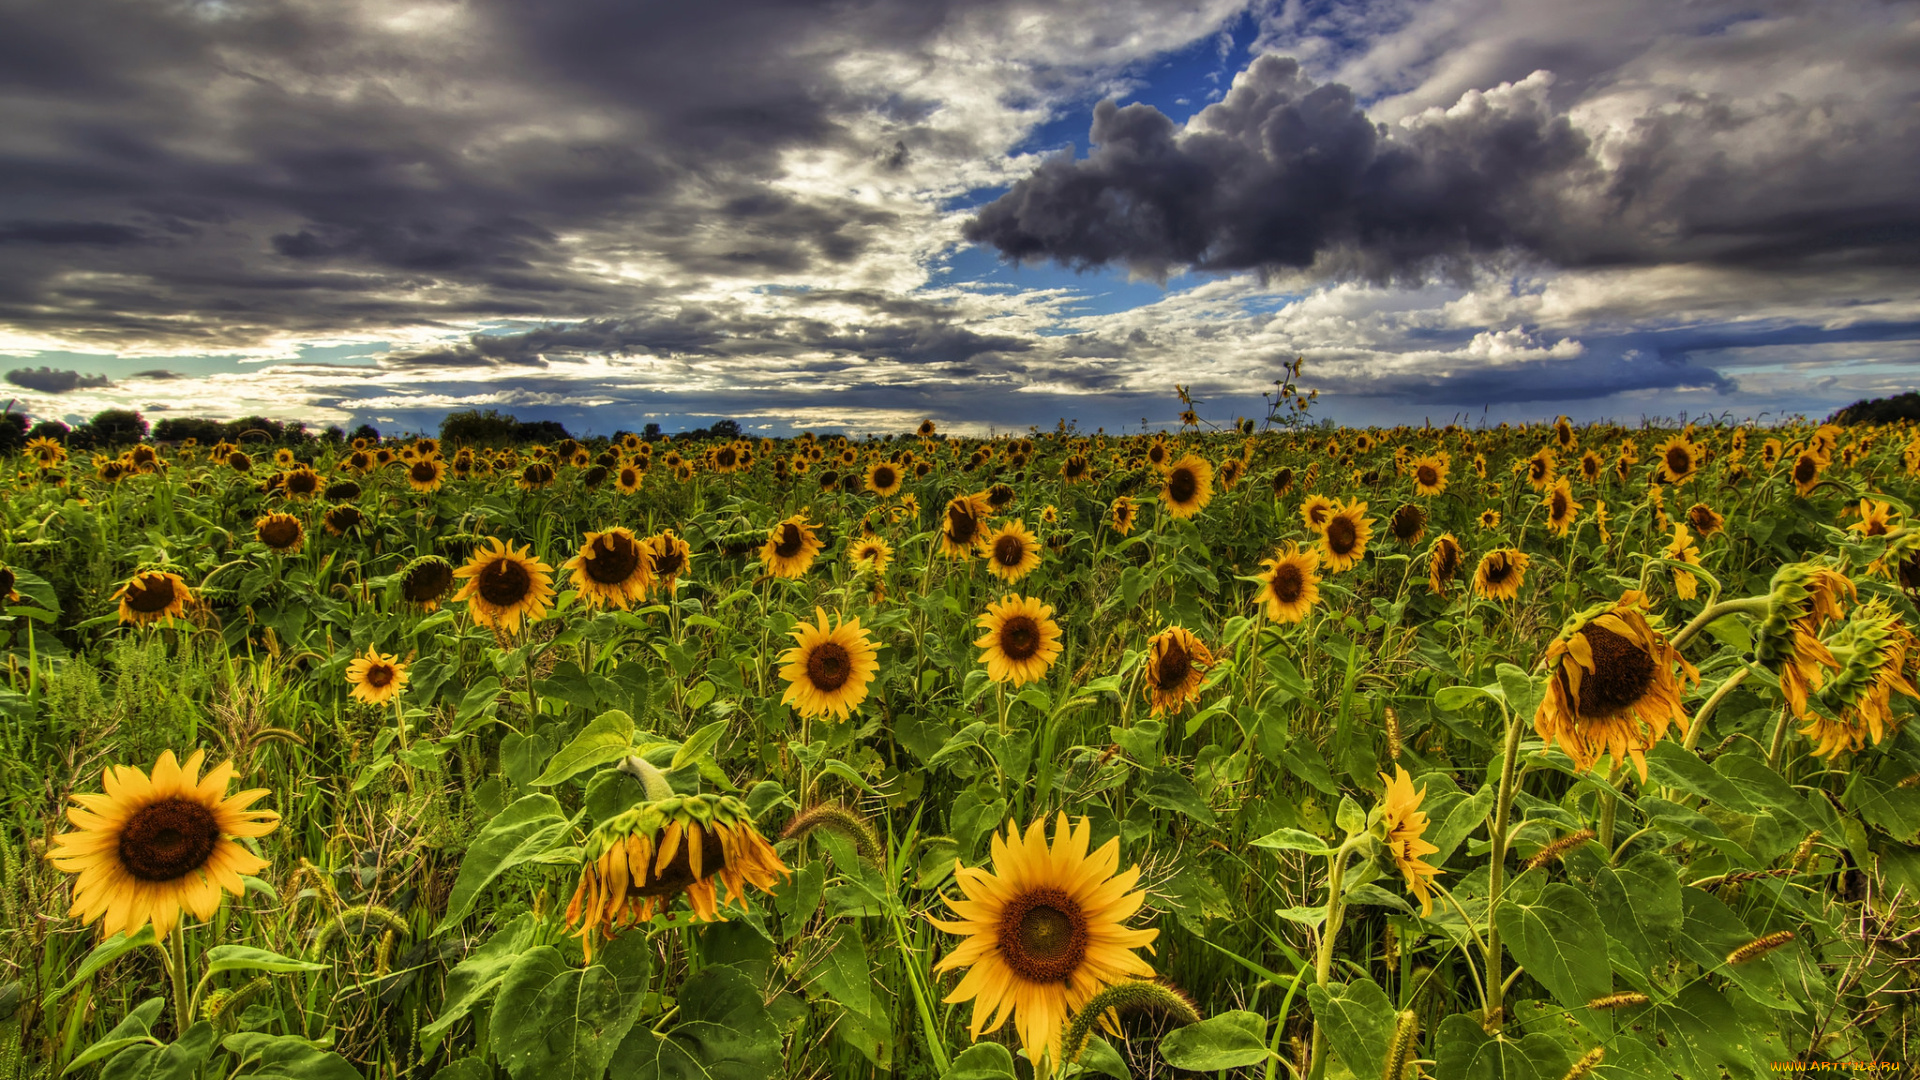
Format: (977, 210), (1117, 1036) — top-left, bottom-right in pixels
(1473, 548), (1530, 601)
(866, 461), (904, 498)
(1664, 522), (1703, 600)
(1378, 766), (1442, 916)
(1535, 591), (1696, 779)
(345, 648), (408, 706)
(1846, 498), (1897, 540)
(1409, 455), (1449, 496)
(400, 555), (455, 610)
(1800, 600), (1919, 758)
(1427, 534), (1464, 596)
(1300, 494), (1336, 532)
(282, 466), (322, 500)
(1143, 626), (1215, 716)
(975, 594), (1064, 686)
(649, 530), (693, 593)
(1256, 543), (1320, 624)
(780, 608), (879, 721)
(566, 792), (788, 957)
(983, 520), (1043, 583)
(516, 462), (556, 491)
(1754, 563), (1853, 719)
(564, 528), (656, 610)
(406, 457), (446, 492)
(113, 570), (192, 626)
(941, 492), (993, 558)
(1388, 503), (1428, 546)
(48, 750), (278, 941)
(1270, 466), (1295, 497)
(761, 515), (824, 579)
(452, 537), (556, 632)
(1319, 498), (1374, 572)
(1593, 501), (1613, 543)
(255, 512), (305, 554)
(930, 815), (1159, 1075)
(1544, 478), (1581, 537)
(1107, 496), (1139, 536)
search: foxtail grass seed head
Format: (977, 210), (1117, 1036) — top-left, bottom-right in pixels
(1792, 831), (1822, 871)
(1381, 1009), (1418, 1080)
(1586, 992), (1651, 1010)
(1559, 1046), (1606, 1080)
(779, 803), (883, 863)
(1726, 930), (1794, 965)
(1524, 829), (1597, 871)
(1061, 980), (1201, 1065)
(1384, 706), (1402, 761)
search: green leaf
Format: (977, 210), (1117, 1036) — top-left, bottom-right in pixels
(421, 915), (540, 1052)
(808, 925), (890, 1067)
(1078, 1036), (1130, 1079)
(671, 718), (729, 771)
(1676, 887), (1802, 1013)
(1138, 767), (1216, 826)
(1577, 850), (1681, 973)
(100, 1021), (216, 1080)
(1495, 663), (1542, 719)
(938, 1043), (1017, 1080)
(223, 1032), (365, 1080)
(1304, 978), (1394, 1079)
(436, 795), (575, 933)
(63, 999), (165, 1076)
(202, 945), (327, 978)
(609, 964), (782, 1080)
(428, 1060), (492, 1080)
(490, 933), (652, 1080)
(1250, 829), (1336, 856)
(1493, 884), (1612, 1010)
(1335, 795), (1366, 836)
(1433, 684), (1501, 713)
(1430, 1013), (1568, 1080)
(531, 711), (636, 787)
(1157, 1010), (1270, 1071)
(46, 925), (157, 1007)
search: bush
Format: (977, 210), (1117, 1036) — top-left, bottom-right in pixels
(440, 409), (522, 447)
(1830, 392), (1920, 425)
(152, 417), (228, 444)
(86, 408), (149, 447)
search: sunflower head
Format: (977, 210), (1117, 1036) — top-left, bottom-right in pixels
(1257, 543), (1321, 624)
(1388, 503), (1428, 546)
(1410, 455), (1448, 496)
(1375, 766), (1441, 915)
(113, 570), (193, 627)
(1143, 626), (1215, 716)
(1535, 592), (1697, 780)
(255, 512), (305, 554)
(1847, 498), (1897, 540)
(1318, 499), (1374, 572)
(400, 555), (456, 609)
(1107, 496), (1138, 535)
(346, 648), (408, 706)
(1478, 508), (1501, 530)
(866, 461), (903, 497)
(0, 565), (17, 604)
(1427, 534), (1463, 596)
(282, 466), (322, 500)
(48, 750), (279, 940)
(1270, 467), (1295, 496)
(451, 537), (556, 632)
(975, 594), (1064, 686)
(1472, 548), (1530, 601)
(779, 607), (880, 721)
(983, 520), (1042, 582)
(1544, 478), (1580, 537)
(565, 528), (656, 610)
(849, 536), (894, 576)
(761, 515), (824, 579)
(1791, 449), (1825, 495)
(649, 530), (693, 590)
(1799, 599), (1920, 758)
(942, 493), (992, 557)
(1654, 435), (1700, 484)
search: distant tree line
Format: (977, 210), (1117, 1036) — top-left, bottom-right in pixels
(1829, 392), (1920, 426)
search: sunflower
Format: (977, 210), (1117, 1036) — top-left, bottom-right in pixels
(1653, 435), (1701, 485)
(1664, 522), (1703, 600)
(517, 462), (556, 491)
(282, 466), (322, 500)
(779, 608), (879, 721)
(1388, 503), (1428, 546)
(1478, 508), (1501, 530)
(0, 565), (16, 605)
(1427, 534), (1464, 596)
(1143, 626), (1215, 716)
(406, 457), (446, 492)
(564, 528), (656, 610)
(1789, 449), (1825, 495)
(918, 419), (938, 437)
(1408, 455), (1449, 496)
(1300, 494), (1336, 532)
(1145, 437), (1171, 472)
(566, 793), (789, 959)
(1800, 600), (1920, 758)
(255, 512), (305, 554)
(941, 492), (993, 558)
(1472, 549), (1530, 601)
(398, 555), (455, 610)
(1544, 478), (1581, 537)
(1579, 450), (1605, 484)
(1107, 496), (1139, 536)
(1318, 499), (1374, 572)
(761, 515), (824, 579)
(1378, 766), (1442, 916)
(1535, 591), (1696, 779)
(975, 594), (1064, 686)
(26, 436), (66, 469)
(649, 531), (693, 593)
(113, 570), (192, 627)
(615, 465), (643, 494)
(1270, 467), (1295, 497)
(345, 648), (408, 706)
(48, 750), (278, 941)
(983, 520), (1043, 583)
(452, 538), (556, 632)
(1525, 448), (1556, 491)
(1256, 543), (1320, 624)
(930, 815), (1159, 1075)
(272, 448), (295, 468)
(1060, 455), (1091, 484)
(1847, 498), (1897, 540)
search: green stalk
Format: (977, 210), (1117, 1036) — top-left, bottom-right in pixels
(1307, 836), (1361, 1080)
(1482, 702), (1525, 1030)
(1669, 594), (1771, 651)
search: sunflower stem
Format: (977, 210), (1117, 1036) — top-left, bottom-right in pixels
(619, 755), (676, 802)
(1681, 666), (1751, 752)
(1307, 836), (1360, 1080)
(1765, 706), (1794, 770)
(1669, 594), (1771, 651)
(1482, 701), (1525, 1031)
(164, 927), (192, 1031)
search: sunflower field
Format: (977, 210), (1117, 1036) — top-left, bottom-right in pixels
(1, 380), (1917, 1080)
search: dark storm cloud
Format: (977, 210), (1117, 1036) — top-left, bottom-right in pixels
(6, 367), (115, 393)
(964, 53), (1920, 280)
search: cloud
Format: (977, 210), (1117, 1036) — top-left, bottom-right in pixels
(5, 366), (114, 393)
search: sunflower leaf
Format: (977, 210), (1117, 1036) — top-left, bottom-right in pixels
(531, 711), (636, 787)
(435, 795), (577, 933)
(937, 1042), (1017, 1079)
(1157, 1010), (1270, 1070)
(62, 998), (165, 1076)
(671, 718), (729, 771)
(203, 946), (327, 977)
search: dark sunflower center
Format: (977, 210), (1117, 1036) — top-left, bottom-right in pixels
(287, 472), (318, 494)
(585, 534), (643, 584)
(993, 534), (1025, 567)
(947, 507), (978, 543)
(126, 575), (177, 613)
(857, 544), (883, 562)
(1309, 504), (1331, 527)
(1066, 459), (1085, 477)
(1574, 623), (1656, 716)
(228, 452), (251, 470)
(1666, 448), (1691, 475)
(717, 449), (736, 467)
(411, 461), (438, 483)
(364, 663), (395, 689)
(997, 887), (1088, 983)
(1167, 468), (1197, 503)
(805, 641), (852, 692)
(773, 524), (806, 559)
(404, 561), (453, 602)
(1434, 542), (1460, 579)
(998, 615), (1041, 661)
(1530, 459), (1547, 480)
(620, 468), (638, 486)
(1794, 456), (1818, 484)
(1551, 492), (1569, 520)
(1326, 515), (1358, 555)
(631, 823), (729, 898)
(1391, 506), (1425, 542)
(1484, 555), (1514, 584)
(873, 466), (897, 488)
(1270, 562), (1304, 604)
(654, 544), (685, 576)
(1154, 640), (1191, 689)
(1416, 465), (1438, 487)
(477, 557), (533, 607)
(260, 518), (301, 549)
(118, 797), (219, 882)
(1900, 554), (1920, 591)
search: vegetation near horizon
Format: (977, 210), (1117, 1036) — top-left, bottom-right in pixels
(0, 366), (1915, 1079)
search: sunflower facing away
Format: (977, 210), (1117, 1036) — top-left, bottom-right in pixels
(1256, 543), (1320, 624)
(983, 520), (1043, 583)
(452, 537), (556, 632)
(1378, 766), (1442, 916)
(649, 530), (693, 593)
(1159, 454), (1214, 519)
(564, 528), (656, 610)
(975, 594), (1064, 687)
(930, 815), (1159, 1075)
(1543, 478), (1580, 537)
(1472, 548), (1530, 602)
(779, 608), (880, 721)
(345, 648), (409, 706)
(1427, 535), (1464, 597)
(761, 515), (824, 579)
(1319, 498), (1374, 572)
(1535, 591), (1696, 780)
(1143, 626), (1215, 716)
(255, 512), (305, 554)
(1107, 496), (1139, 536)
(113, 570), (193, 627)
(400, 555), (456, 610)
(1799, 600), (1919, 758)
(48, 750), (279, 940)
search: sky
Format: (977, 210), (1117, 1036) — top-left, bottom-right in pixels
(3, 0), (1918, 437)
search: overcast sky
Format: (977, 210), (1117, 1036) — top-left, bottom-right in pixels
(3, 0), (1917, 436)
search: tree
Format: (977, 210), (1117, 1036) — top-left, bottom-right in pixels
(88, 408), (149, 446)
(440, 409), (521, 446)
(351, 423), (381, 443)
(1831, 392), (1920, 425)
(27, 419), (70, 443)
(708, 419), (742, 440)
(643, 422), (662, 440)
(514, 419), (571, 443)
(152, 417), (227, 444)
(0, 411), (24, 452)
(224, 416), (286, 442)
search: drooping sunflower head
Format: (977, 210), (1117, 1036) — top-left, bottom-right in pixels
(1427, 534), (1463, 596)
(1472, 548), (1530, 601)
(565, 528), (656, 610)
(779, 607), (880, 721)
(451, 537), (556, 632)
(566, 793), (789, 957)
(1388, 503), (1428, 546)
(1143, 626), (1215, 716)
(942, 492), (992, 557)
(400, 555), (455, 610)
(975, 593), (1064, 686)
(930, 815), (1159, 1075)
(1544, 478), (1580, 537)
(1061, 454), (1090, 483)
(1689, 502), (1726, 538)
(983, 520), (1043, 582)
(282, 466), (322, 500)
(1798, 599), (1920, 759)
(1535, 592), (1697, 779)
(48, 749), (279, 940)
(517, 461), (556, 491)
(345, 648), (408, 706)
(761, 515), (824, 579)
(1318, 498), (1374, 572)
(113, 570), (193, 627)
(255, 512), (305, 554)
(649, 530), (693, 591)
(1270, 466), (1296, 497)
(1257, 543), (1321, 624)
(1375, 766), (1442, 916)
